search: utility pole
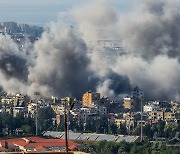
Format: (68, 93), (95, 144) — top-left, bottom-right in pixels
(140, 96), (143, 142)
(62, 98), (68, 154)
(34, 92), (40, 136)
(36, 102), (38, 136)
(62, 97), (75, 154)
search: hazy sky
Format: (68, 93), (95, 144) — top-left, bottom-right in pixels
(0, 0), (133, 26)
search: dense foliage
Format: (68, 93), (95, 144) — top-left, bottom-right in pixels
(0, 107), (55, 136)
(79, 141), (180, 154)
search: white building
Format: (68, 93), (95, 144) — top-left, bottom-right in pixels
(143, 103), (160, 112)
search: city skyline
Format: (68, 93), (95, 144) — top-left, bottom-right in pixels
(0, 0), (133, 26)
(0, 0), (180, 101)
(0, 1), (179, 153)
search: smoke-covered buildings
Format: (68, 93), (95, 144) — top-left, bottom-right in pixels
(123, 87), (144, 112)
(0, 22), (43, 50)
(0, 22), (43, 38)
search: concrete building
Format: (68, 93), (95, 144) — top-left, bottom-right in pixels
(13, 107), (26, 117)
(153, 101), (171, 110)
(1, 94), (26, 107)
(43, 131), (140, 143)
(115, 119), (126, 128)
(0, 136), (78, 153)
(98, 106), (107, 115)
(130, 87), (144, 112)
(123, 97), (132, 110)
(171, 101), (180, 112)
(164, 112), (176, 121)
(143, 103), (160, 112)
(51, 105), (64, 115)
(82, 91), (100, 106)
(56, 114), (64, 125)
(148, 111), (164, 121)
(125, 114), (136, 130)
(131, 87), (144, 98)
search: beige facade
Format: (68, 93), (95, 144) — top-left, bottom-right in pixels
(115, 119), (126, 128)
(148, 111), (164, 120)
(82, 92), (100, 106)
(164, 112), (176, 121)
(123, 97), (132, 109)
(125, 115), (135, 128)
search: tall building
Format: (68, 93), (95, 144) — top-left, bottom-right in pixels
(131, 87), (144, 112)
(123, 97), (132, 110)
(131, 87), (144, 98)
(82, 91), (100, 106)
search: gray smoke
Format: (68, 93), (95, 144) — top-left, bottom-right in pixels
(120, 0), (180, 59)
(73, 0), (180, 100)
(74, 0), (119, 40)
(97, 70), (132, 99)
(0, 35), (27, 79)
(0, 24), (98, 98)
(28, 25), (97, 98)
(115, 0), (180, 99)
(1, 0), (180, 100)
(0, 35), (29, 94)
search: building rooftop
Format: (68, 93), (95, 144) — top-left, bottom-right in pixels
(0, 136), (78, 152)
(44, 131), (140, 143)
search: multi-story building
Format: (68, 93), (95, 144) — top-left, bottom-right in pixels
(153, 101), (171, 110)
(82, 91), (100, 106)
(1, 93), (26, 107)
(143, 103), (160, 112)
(56, 114), (64, 125)
(131, 87), (144, 98)
(171, 101), (180, 112)
(125, 113), (137, 131)
(0, 137), (78, 152)
(131, 87), (144, 112)
(115, 118), (126, 128)
(164, 112), (176, 121)
(148, 111), (164, 121)
(123, 97), (132, 110)
(97, 106), (107, 115)
(13, 107), (26, 117)
(51, 105), (64, 115)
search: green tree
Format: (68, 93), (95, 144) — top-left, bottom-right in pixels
(132, 125), (141, 135)
(1, 112), (13, 133)
(164, 123), (177, 138)
(156, 120), (165, 137)
(95, 117), (108, 133)
(21, 125), (33, 134)
(38, 107), (56, 133)
(117, 124), (127, 135)
(108, 123), (118, 134)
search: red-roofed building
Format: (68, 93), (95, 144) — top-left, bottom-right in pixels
(0, 147), (7, 152)
(0, 136), (78, 153)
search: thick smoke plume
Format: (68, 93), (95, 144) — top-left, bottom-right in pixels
(0, 0), (180, 100)
(73, 0), (180, 100)
(28, 25), (97, 98)
(0, 35), (28, 94)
